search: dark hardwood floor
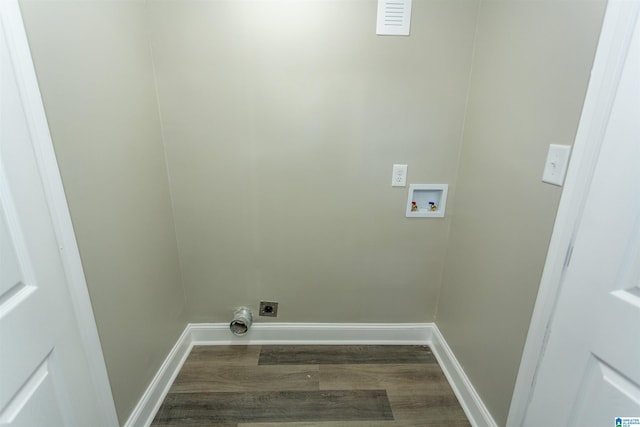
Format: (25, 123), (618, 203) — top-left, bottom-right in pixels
(152, 345), (471, 426)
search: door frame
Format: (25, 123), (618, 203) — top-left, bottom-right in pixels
(1, 1), (119, 424)
(507, 1), (640, 425)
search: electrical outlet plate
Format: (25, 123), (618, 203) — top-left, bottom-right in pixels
(392, 164), (408, 187)
(259, 301), (278, 317)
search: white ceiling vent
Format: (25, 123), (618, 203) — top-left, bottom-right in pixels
(376, 0), (412, 36)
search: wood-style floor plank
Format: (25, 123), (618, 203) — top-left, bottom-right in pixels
(258, 345), (436, 365)
(319, 363), (450, 392)
(152, 390), (394, 425)
(183, 345), (261, 366)
(153, 424), (236, 427)
(152, 345), (471, 426)
(387, 390), (471, 425)
(240, 421), (471, 427)
(170, 365), (319, 393)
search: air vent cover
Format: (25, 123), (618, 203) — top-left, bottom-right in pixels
(376, 0), (412, 36)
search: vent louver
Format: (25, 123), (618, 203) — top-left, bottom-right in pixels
(376, 0), (412, 36)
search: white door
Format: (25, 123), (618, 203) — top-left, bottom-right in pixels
(521, 1), (640, 426)
(0, 1), (117, 426)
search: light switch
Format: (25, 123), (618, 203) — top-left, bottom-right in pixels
(392, 164), (408, 187)
(542, 144), (571, 186)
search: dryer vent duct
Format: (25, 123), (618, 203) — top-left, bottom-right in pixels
(230, 307), (252, 336)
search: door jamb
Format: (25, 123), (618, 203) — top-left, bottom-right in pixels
(506, 1), (640, 425)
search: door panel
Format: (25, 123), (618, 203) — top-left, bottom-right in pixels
(572, 357), (640, 427)
(0, 356), (65, 427)
(0, 1), (115, 425)
(0, 20), (75, 427)
(0, 204), (25, 298)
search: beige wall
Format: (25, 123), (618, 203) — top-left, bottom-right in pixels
(436, 1), (606, 425)
(147, 0), (479, 322)
(19, 1), (186, 424)
(19, 0), (607, 424)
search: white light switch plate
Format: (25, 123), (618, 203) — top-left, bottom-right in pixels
(542, 144), (571, 186)
(392, 164), (408, 187)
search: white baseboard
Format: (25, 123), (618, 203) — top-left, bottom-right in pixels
(123, 326), (192, 427)
(429, 326), (499, 427)
(190, 322), (433, 345)
(125, 322), (497, 427)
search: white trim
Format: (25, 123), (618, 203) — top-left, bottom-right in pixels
(506, 1), (640, 426)
(1, 1), (119, 425)
(126, 322), (497, 427)
(430, 326), (498, 427)
(123, 327), (193, 427)
(190, 322), (433, 345)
